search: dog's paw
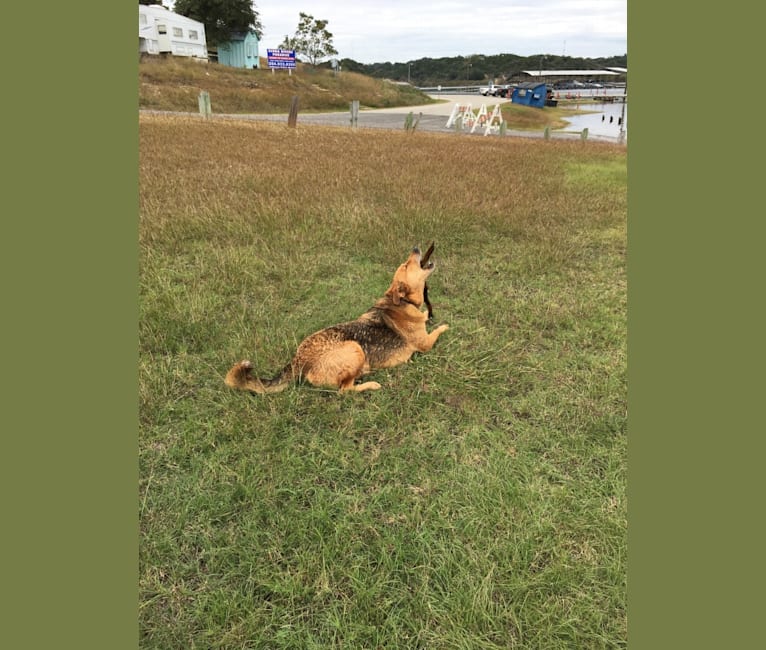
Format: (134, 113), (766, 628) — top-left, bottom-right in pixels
(353, 381), (382, 392)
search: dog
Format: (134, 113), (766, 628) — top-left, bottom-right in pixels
(225, 247), (449, 394)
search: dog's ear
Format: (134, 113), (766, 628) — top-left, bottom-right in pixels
(387, 281), (408, 305)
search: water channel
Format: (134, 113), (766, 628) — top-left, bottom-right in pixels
(559, 101), (628, 139)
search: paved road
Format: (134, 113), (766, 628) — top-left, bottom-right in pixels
(369, 94), (509, 115)
(210, 94), (494, 130)
(141, 94), (625, 144)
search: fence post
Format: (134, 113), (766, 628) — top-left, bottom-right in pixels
(350, 100), (359, 127)
(543, 126), (550, 140)
(198, 91), (211, 118)
(287, 95), (299, 128)
(580, 127), (589, 141)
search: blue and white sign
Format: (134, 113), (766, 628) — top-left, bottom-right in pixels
(267, 49), (296, 69)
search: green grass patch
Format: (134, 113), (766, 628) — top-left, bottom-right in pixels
(140, 115), (627, 648)
(499, 103), (596, 132)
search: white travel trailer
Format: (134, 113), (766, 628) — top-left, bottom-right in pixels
(139, 5), (208, 60)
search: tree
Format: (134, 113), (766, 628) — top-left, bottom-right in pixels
(173, 0), (263, 46)
(280, 12), (338, 66)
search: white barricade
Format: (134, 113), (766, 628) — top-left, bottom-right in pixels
(446, 103), (505, 135)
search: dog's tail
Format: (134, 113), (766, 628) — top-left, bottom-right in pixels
(225, 360), (295, 394)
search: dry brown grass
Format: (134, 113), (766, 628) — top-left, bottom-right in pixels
(140, 113), (624, 249)
(139, 56), (435, 113)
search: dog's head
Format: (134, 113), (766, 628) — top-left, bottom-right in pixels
(385, 247), (435, 308)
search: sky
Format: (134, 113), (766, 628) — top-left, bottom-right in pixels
(252, 1), (627, 64)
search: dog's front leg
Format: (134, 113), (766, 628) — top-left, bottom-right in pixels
(417, 323), (449, 352)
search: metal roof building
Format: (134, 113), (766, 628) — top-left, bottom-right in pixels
(522, 69), (623, 79)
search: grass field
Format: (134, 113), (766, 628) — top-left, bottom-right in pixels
(139, 114), (627, 648)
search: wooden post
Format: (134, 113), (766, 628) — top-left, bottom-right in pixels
(580, 127), (589, 141)
(198, 91), (211, 118)
(349, 100), (359, 127)
(618, 79), (627, 144)
(287, 95), (299, 128)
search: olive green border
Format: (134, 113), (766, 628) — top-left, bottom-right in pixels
(4, 5), (137, 648)
(628, 3), (758, 649)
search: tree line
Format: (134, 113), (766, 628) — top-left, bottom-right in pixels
(339, 53), (627, 87)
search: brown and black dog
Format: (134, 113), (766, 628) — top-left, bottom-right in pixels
(225, 247), (449, 394)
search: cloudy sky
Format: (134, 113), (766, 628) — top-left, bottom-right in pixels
(253, 1), (627, 63)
